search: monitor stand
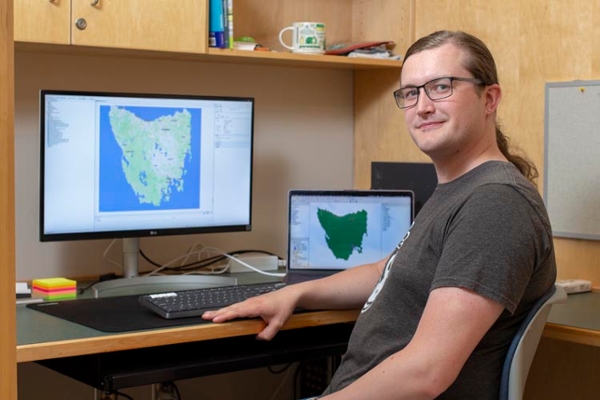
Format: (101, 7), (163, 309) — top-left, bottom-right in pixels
(92, 238), (237, 298)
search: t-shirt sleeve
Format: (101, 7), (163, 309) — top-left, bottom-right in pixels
(431, 184), (540, 313)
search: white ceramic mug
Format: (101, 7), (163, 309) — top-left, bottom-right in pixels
(278, 22), (326, 54)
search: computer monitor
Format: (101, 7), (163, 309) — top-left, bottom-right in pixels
(40, 90), (254, 295)
(371, 162), (438, 216)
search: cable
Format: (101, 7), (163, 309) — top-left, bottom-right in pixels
(102, 239), (124, 271)
(140, 247), (281, 273)
(89, 241), (285, 295)
(269, 364), (297, 400)
(203, 247), (286, 277)
(139, 244), (284, 277)
(115, 391), (134, 400)
(269, 363), (293, 374)
(140, 250), (225, 273)
(178, 249), (282, 273)
(174, 382), (182, 400)
(154, 381), (181, 400)
(293, 362), (303, 398)
(143, 243), (217, 276)
(78, 273), (120, 295)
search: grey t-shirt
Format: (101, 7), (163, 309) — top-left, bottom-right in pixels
(322, 161), (557, 399)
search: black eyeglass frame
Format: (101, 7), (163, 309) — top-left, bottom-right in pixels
(393, 76), (483, 109)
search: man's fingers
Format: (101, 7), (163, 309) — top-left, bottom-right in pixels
(256, 318), (285, 341)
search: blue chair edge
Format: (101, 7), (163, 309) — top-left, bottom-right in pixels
(498, 284), (558, 399)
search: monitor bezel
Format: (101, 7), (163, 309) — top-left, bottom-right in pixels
(39, 89), (254, 242)
(286, 189), (415, 273)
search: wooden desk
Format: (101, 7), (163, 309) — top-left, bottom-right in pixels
(544, 290), (600, 347)
(18, 291), (600, 364)
(18, 300), (359, 391)
(17, 288), (599, 391)
(17, 306), (359, 363)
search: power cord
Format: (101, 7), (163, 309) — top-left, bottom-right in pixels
(201, 247), (286, 277)
(140, 245), (285, 277)
(269, 364), (297, 400)
(99, 391), (134, 400)
(152, 381), (181, 400)
(115, 391), (134, 400)
(269, 363), (293, 374)
(78, 273), (121, 295)
(82, 241), (285, 295)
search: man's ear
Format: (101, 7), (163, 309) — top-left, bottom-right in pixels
(484, 84), (502, 115)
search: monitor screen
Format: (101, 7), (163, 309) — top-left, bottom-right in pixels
(287, 190), (413, 272)
(40, 90), (254, 284)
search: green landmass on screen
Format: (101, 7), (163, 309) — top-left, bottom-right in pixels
(317, 208), (368, 260)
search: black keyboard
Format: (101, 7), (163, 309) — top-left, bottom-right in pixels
(138, 282), (287, 319)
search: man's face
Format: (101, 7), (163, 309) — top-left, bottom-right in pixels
(400, 43), (489, 163)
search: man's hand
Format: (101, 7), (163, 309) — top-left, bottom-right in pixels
(202, 286), (299, 340)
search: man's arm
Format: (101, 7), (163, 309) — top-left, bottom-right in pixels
(323, 286), (504, 400)
(203, 257), (387, 340)
(295, 258), (386, 310)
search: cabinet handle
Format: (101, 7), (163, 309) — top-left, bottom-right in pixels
(91, 0), (100, 6)
(75, 18), (88, 30)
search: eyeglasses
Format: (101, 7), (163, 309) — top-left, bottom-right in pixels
(393, 76), (483, 109)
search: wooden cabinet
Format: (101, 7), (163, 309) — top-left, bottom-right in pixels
(70, 0), (207, 53)
(14, 0), (208, 53)
(14, 0), (70, 44)
(1, 2), (16, 400)
(14, 0), (412, 70)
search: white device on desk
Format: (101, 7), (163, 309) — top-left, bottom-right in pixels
(556, 279), (592, 294)
(15, 282), (44, 304)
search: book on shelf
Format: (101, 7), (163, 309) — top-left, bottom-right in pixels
(222, 0), (229, 48)
(209, 0), (234, 49)
(226, 0), (234, 49)
(209, 0), (225, 48)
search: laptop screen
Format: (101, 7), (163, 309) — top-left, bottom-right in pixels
(287, 190), (414, 273)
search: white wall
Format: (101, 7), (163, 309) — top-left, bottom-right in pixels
(15, 51), (354, 399)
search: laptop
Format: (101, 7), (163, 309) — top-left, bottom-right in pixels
(283, 189), (414, 284)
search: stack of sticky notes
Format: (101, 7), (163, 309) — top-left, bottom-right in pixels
(32, 277), (77, 300)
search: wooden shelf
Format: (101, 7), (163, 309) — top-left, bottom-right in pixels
(207, 48), (403, 70)
(15, 42), (402, 71)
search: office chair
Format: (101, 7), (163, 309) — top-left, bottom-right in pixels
(499, 284), (567, 400)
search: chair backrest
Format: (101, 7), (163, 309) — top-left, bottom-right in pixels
(499, 284), (567, 400)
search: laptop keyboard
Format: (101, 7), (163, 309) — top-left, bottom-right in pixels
(138, 282), (287, 319)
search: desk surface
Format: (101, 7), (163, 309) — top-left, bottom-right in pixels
(17, 272), (360, 363)
(17, 283), (600, 363)
(545, 290), (600, 347)
(17, 303), (359, 363)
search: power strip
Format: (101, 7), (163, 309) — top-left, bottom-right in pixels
(228, 255), (279, 273)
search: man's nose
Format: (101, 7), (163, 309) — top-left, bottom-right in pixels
(415, 88), (434, 113)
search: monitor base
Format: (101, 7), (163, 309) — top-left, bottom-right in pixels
(92, 275), (238, 298)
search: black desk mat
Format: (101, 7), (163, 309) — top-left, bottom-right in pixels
(27, 294), (210, 332)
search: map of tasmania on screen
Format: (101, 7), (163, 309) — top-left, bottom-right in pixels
(289, 195), (411, 270)
(316, 208), (368, 261)
(98, 105), (201, 211)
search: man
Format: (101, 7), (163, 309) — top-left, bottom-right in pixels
(203, 30), (556, 399)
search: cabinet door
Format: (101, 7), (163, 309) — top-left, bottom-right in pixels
(14, 0), (71, 44)
(71, 0), (207, 53)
